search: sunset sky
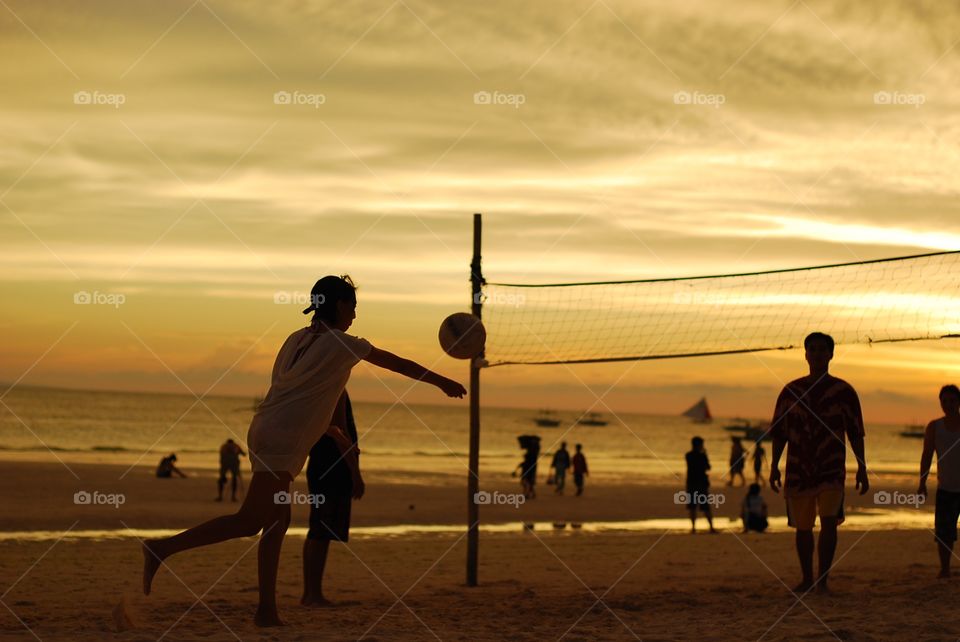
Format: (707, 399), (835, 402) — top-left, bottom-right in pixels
(2, 0), (960, 423)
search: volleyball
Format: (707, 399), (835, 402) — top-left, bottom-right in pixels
(438, 312), (486, 359)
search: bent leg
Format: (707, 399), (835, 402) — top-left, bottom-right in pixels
(143, 471), (291, 595)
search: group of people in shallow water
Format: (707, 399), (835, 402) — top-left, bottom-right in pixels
(682, 330), (960, 594)
(138, 275), (960, 626)
(514, 438), (589, 498)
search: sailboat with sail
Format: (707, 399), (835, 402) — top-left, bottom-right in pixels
(682, 398), (712, 423)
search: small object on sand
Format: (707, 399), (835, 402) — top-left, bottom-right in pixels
(552, 522), (567, 529)
(570, 523), (583, 529)
(113, 594), (137, 632)
(409, 504), (415, 510)
(523, 522), (535, 531)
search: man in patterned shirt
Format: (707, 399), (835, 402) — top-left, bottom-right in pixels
(769, 332), (869, 593)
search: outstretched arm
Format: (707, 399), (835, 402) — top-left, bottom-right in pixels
(364, 346), (466, 397)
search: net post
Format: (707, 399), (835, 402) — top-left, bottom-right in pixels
(467, 212), (483, 587)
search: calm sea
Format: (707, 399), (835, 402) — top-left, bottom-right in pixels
(0, 385), (926, 481)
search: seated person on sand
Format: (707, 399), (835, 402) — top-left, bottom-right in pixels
(917, 384), (960, 578)
(741, 483), (768, 533)
(155, 453), (186, 478)
(140, 275), (466, 628)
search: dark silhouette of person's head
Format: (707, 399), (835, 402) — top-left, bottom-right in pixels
(303, 275), (357, 331)
(804, 331), (834, 373)
(691, 436), (704, 452)
(561, 441), (568, 450)
(940, 384), (960, 414)
(575, 443), (582, 452)
(748, 483), (761, 496)
(168, 453), (177, 461)
(225, 439), (234, 444)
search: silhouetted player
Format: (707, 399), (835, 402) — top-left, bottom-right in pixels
(572, 444), (588, 496)
(918, 384), (960, 578)
(685, 437), (717, 533)
(302, 389), (363, 606)
(769, 332), (868, 593)
(217, 439), (246, 502)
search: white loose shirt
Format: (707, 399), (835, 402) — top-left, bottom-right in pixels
(246, 325), (371, 476)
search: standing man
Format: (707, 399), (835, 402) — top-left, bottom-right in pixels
(769, 332), (869, 593)
(216, 438), (246, 502)
(551, 442), (571, 494)
(917, 384), (960, 578)
(572, 444), (588, 497)
(301, 390), (364, 607)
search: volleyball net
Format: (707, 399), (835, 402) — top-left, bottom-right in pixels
(479, 251), (960, 367)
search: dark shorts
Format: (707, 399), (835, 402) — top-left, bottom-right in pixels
(687, 486), (711, 512)
(935, 489), (960, 544)
(218, 463), (240, 482)
(307, 493), (352, 542)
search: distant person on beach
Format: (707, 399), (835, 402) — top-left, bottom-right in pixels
(155, 453), (186, 478)
(741, 483), (769, 533)
(513, 435), (541, 499)
(302, 389), (363, 606)
(572, 443), (588, 496)
(551, 442), (571, 494)
(684, 436), (717, 533)
(917, 384), (960, 578)
(140, 275), (466, 627)
(728, 436), (746, 487)
(216, 438), (246, 502)
(752, 443), (767, 484)
(769, 331), (868, 593)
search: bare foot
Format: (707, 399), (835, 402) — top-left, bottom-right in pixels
(792, 580), (813, 593)
(300, 595), (334, 608)
(815, 581), (830, 594)
(938, 569), (951, 579)
(254, 607), (286, 627)
(142, 540), (165, 596)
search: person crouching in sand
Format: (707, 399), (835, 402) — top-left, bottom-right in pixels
(140, 275), (466, 627)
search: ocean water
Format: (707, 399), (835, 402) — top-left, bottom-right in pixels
(0, 384), (928, 481)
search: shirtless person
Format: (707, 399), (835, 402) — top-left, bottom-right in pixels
(917, 384), (960, 578)
(769, 332), (869, 593)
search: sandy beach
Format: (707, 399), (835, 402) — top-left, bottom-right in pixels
(0, 460), (956, 640)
